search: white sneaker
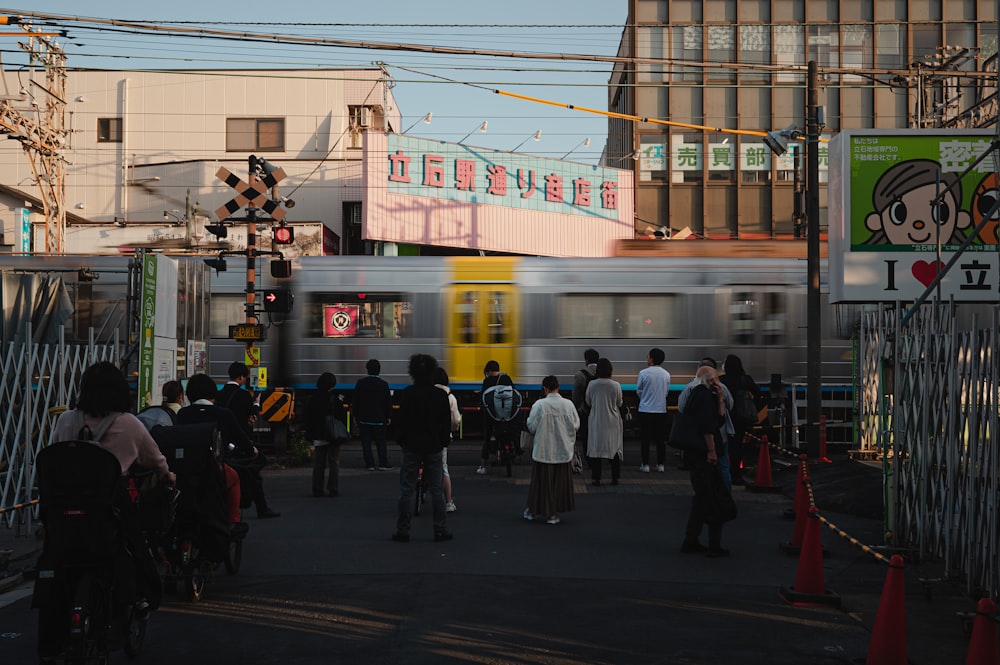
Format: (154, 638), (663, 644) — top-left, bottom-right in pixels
(639, 465), (650, 473)
(655, 464), (665, 472)
(522, 508), (534, 521)
(445, 501), (457, 512)
(476, 466), (487, 475)
(546, 516), (561, 525)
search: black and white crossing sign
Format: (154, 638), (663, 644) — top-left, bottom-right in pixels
(215, 166), (287, 221)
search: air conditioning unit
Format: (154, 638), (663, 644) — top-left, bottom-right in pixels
(359, 108), (372, 127)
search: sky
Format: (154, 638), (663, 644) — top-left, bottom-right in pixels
(5, 1), (627, 164)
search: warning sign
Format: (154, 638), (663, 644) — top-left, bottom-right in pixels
(261, 389), (293, 422)
(245, 346), (261, 367)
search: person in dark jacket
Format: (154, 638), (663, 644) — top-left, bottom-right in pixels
(391, 354), (453, 543)
(719, 354), (759, 486)
(178, 373), (279, 519)
(304, 372), (348, 497)
(681, 366), (731, 558)
(351, 358), (393, 470)
(216, 362), (258, 436)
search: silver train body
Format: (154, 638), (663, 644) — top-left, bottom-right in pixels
(209, 255), (859, 395)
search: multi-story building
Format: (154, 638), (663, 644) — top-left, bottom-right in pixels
(0, 68), (399, 256)
(608, 0), (998, 240)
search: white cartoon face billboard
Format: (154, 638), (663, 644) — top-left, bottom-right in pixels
(828, 130), (999, 303)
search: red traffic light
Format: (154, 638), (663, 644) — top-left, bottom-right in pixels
(273, 225), (294, 245)
(262, 289), (293, 313)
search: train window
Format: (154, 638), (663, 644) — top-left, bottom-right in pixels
(486, 291), (509, 344)
(730, 291), (786, 345)
(303, 293), (410, 338)
(557, 294), (681, 339)
(456, 290), (478, 344)
(730, 293), (756, 345)
(762, 292), (786, 345)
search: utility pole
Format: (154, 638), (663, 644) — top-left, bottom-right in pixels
(0, 19), (67, 253)
(806, 60), (821, 457)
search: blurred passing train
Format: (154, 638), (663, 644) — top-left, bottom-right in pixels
(208, 255), (860, 396)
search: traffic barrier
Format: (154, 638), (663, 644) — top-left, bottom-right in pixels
(965, 598), (1000, 665)
(747, 435), (782, 494)
(779, 506), (841, 607)
(865, 554), (907, 665)
(780, 455), (810, 555)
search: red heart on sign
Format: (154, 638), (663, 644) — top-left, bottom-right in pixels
(911, 260), (943, 287)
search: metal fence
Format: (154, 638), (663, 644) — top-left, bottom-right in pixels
(0, 325), (119, 528)
(859, 303), (999, 598)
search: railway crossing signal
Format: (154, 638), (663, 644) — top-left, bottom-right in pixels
(263, 288), (293, 313)
(214, 166), (287, 222)
(273, 225), (294, 244)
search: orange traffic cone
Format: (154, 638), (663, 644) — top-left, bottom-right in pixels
(748, 435), (781, 494)
(779, 506), (841, 607)
(780, 456), (811, 554)
(865, 554), (907, 665)
(965, 598), (1000, 665)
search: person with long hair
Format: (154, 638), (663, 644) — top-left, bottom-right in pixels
(719, 354), (759, 486)
(585, 358), (624, 486)
(432, 366), (462, 512)
(523, 375), (579, 525)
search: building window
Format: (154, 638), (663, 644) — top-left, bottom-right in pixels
(226, 118), (285, 152)
(97, 118), (122, 143)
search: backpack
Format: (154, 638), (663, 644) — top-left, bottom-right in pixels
(577, 369), (596, 416)
(136, 405), (177, 433)
(483, 380), (523, 423)
(66, 410), (120, 444)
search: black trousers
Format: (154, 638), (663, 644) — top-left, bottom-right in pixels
(589, 454), (621, 482)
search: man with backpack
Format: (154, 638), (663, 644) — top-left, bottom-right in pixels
(570, 349), (599, 474)
(477, 365), (523, 475)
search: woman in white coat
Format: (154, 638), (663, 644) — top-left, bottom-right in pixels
(585, 357), (624, 486)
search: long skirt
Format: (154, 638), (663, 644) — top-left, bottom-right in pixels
(526, 461), (576, 517)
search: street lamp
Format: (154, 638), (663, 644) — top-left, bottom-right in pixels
(458, 121), (488, 144)
(763, 123), (802, 156)
(562, 137), (591, 159)
(402, 112), (432, 134)
(512, 130), (542, 152)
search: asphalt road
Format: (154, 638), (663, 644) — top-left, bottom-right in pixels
(0, 442), (980, 664)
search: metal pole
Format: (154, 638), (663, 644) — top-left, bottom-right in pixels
(806, 61), (821, 458)
(246, 156), (258, 364)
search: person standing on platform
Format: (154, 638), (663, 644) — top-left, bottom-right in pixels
(392, 354), (453, 543)
(636, 348), (670, 473)
(476, 360), (503, 475)
(571, 348), (599, 474)
(305, 372), (348, 497)
(433, 366), (462, 512)
(523, 375), (579, 525)
(216, 361), (258, 437)
(352, 358), (393, 471)
(585, 358), (624, 486)
(719, 354), (759, 486)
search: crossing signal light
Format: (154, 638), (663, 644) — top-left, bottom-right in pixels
(262, 288), (293, 314)
(273, 225), (294, 245)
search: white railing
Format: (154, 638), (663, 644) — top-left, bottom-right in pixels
(859, 303), (999, 598)
(0, 324), (119, 528)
